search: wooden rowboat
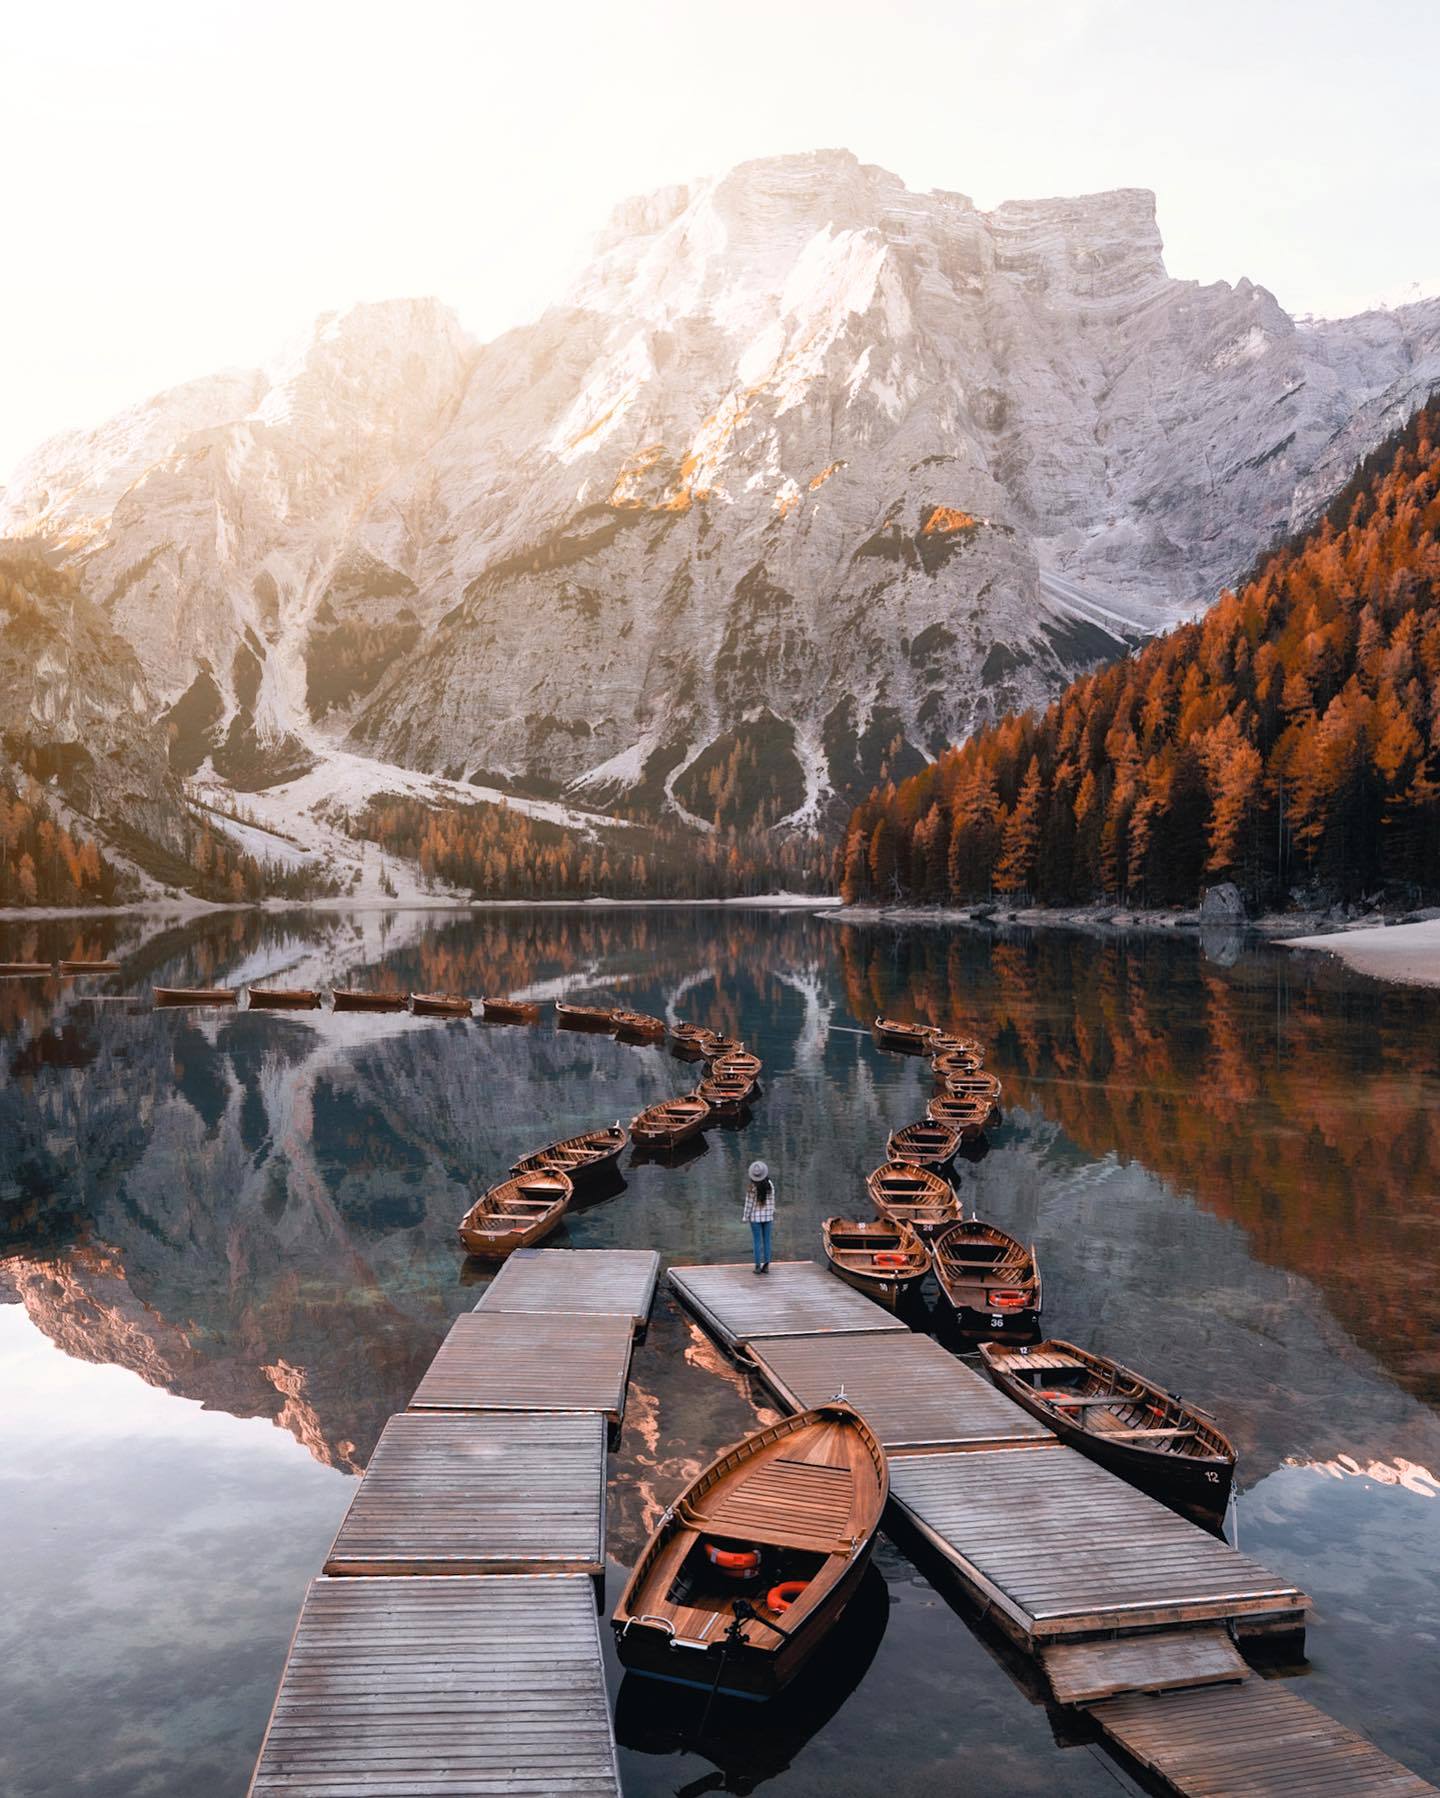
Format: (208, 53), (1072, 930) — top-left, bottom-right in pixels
(886, 1118), (962, 1169)
(714, 1048), (762, 1083)
(457, 1169), (572, 1258)
(247, 987), (321, 1010)
(927, 1094), (991, 1140)
(612, 1008), (667, 1042)
(699, 1031), (744, 1060)
(669, 1021), (711, 1058)
(410, 992), (472, 1017)
(154, 986), (238, 1006)
(932, 1047), (985, 1083)
(925, 1028), (984, 1061)
(941, 1070), (1003, 1107)
(482, 995), (540, 1023)
(631, 1094), (710, 1149)
(979, 1340), (1236, 1525)
(0, 962), (53, 976)
(555, 998), (616, 1032)
(865, 1162), (960, 1235)
(931, 1218), (1040, 1337)
(512, 1123), (628, 1181)
(822, 1215), (929, 1311)
(331, 988), (408, 1012)
(872, 1016), (931, 1053)
(58, 959), (120, 974)
(612, 1402), (887, 1699)
(697, 1070), (756, 1120)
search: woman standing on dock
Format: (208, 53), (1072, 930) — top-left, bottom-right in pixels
(744, 1159), (775, 1273)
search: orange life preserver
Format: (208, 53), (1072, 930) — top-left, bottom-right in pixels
(705, 1543), (761, 1577)
(767, 1579), (808, 1612)
(872, 1250), (907, 1268)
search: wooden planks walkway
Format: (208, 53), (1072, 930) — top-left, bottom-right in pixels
(323, 1412), (607, 1578)
(247, 1574), (621, 1796)
(1041, 1628), (1247, 1705)
(476, 1246), (660, 1336)
(747, 1329), (1055, 1453)
(667, 1259), (909, 1356)
(888, 1445), (1309, 1650)
(409, 1310), (634, 1442)
(1092, 1678), (1437, 1796)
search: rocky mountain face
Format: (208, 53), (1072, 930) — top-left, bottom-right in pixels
(4, 150), (1439, 833)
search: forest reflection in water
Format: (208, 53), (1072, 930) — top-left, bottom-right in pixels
(0, 904), (1437, 1796)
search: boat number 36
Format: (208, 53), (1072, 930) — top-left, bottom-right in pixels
(990, 1315), (1003, 1327)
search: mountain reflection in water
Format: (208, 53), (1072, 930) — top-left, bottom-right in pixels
(1, 906), (1437, 1796)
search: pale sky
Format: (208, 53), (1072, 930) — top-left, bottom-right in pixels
(4, 0), (1437, 479)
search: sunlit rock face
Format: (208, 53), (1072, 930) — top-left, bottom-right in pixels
(5, 150), (1439, 821)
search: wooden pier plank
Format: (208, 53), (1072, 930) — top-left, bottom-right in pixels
(747, 1329), (1056, 1452)
(248, 1574), (622, 1796)
(1092, 1679), (1437, 1795)
(888, 1446), (1308, 1644)
(667, 1260), (909, 1355)
(408, 1311), (633, 1436)
(1042, 1628), (1248, 1704)
(476, 1248), (660, 1334)
(323, 1412), (607, 1577)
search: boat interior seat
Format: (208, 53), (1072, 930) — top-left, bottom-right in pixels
(681, 1459), (856, 1554)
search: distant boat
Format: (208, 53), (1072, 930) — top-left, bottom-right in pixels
(457, 1170), (572, 1258)
(713, 1048), (762, 1083)
(939, 1069), (1003, 1114)
(0, 961), (53, 977)
(979, 1339), (1236, 1525)
(153, 986), (238, 1006)
(631, 1094), (710, 1149)
(331, 988), (408, 1012)
(511, 1124), (628, 1181)
(932, 1046), (986, 1083)
(822, 1215), (929, 1311)
(612, 1402), (887, 1699)
(927, 1094), (990, 1140)
(247, 987), (321, 1010)
(696, 1069), (756, 1120)
(931, 1218), (1040, 1337)
(555, 999), (616, 1032)
(612, 1008), (667, 1042)
(886, 1118), (962, 1169)
(410, 992), (472, 1017)
(865, 1161), (960, 1235)
(925, 1027), (984, 1062)
(57, 959), (120, 974)
(872, 1016), (931, 1053)
(669, 1020), (711, 1058)
(482, 995), (540, 1023)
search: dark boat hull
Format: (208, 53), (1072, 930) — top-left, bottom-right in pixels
(411, 993), (472, 1017)
(331, 991), (408, 1012)
(988, 1375), (1233, 1524)
(825, 1258), (926, 1314)
(248, 989), (320, 1010)
(613, 1538), (875, 1700)
(154, 987), (237, 1006)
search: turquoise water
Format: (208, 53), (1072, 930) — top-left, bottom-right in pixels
(0, 907), (1436, 1794)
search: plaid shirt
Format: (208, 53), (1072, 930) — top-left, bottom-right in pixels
(743, 1178), (775, 1223)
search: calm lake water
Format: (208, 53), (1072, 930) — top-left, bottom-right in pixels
(1, 906), (1437, 1796)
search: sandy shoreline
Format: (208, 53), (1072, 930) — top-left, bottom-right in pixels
(1278, 919), (1440, 989)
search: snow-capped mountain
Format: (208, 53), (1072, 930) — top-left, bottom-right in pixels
(5, 149), (1439, 834)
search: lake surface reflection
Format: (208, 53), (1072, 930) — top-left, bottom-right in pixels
(1, 907), (1437, 1795)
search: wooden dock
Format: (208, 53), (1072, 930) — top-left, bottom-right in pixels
(667, 1259), (909, 1356)
(747, 1329), (1055, 1453)
(408, 1309), (634, 1443)
(323, 1412), (607, 1579)
(887, 1445), (1308, 1652)
(247, 1574), (621, 1797)
(476, 1246), (661, 1336)
(1091, 1678), (1437, 1795)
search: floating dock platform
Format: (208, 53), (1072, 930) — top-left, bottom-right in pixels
(476, 1246), (661, 1337)
(322, 1412), (607, 1579)
(408, 1309), (634, 1443)
(747, 1329), (1055, 1453)
(247, 1574), (621, 1797)
(667, 1259), (908, 1356)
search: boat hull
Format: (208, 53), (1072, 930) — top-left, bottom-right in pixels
(825, 1258), (926, 1314)
(248, 989), (320, 1010)
(482, 998), (540, 1023)
(556, 1003), (615, 1032)
(154, 987), (237, 1006)
(410, 993), (473, 1017)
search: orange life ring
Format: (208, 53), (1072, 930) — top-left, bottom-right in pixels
(705, 1543), (761, 1576)
(767, 1579), (808, 1612)
(872, 1250), (907, 1268)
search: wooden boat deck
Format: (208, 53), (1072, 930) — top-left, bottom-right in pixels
(667, 1260), (909, 1356)
(746, 1331), (1055, 1453)
(888, 1445), (1308, 1649)
(323, 1412), (607, 1577)
(408, 1310), (634, 1440)
(1091, 1676), (1437, 1795)
(247, 1574), (621, 1797)
(475, 1247), (661, 1336)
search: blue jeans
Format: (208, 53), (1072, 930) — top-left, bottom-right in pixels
(750, 1219), (772, 1267)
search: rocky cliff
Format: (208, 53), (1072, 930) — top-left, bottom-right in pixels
(5, 149), (1438, 832)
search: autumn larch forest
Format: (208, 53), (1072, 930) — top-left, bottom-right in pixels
(840, 396), (1440, 910)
